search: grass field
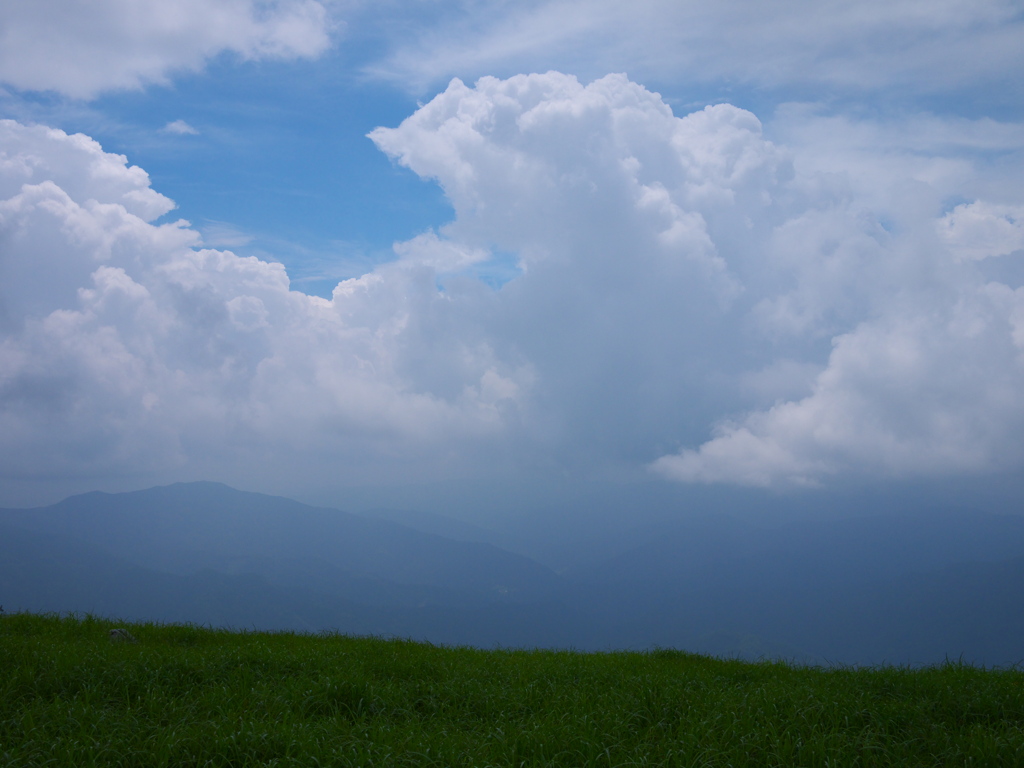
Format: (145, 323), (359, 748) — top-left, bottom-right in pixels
(2, 612), (1023, 766)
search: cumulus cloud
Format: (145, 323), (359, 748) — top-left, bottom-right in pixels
(649, 106), (1024, 486)
(938, 201), (1024, 261)
(366, 0), (1024, 100)
(653, 294), (1024, 486)
(370, 73), (792, 460)
(373, 73), (1024, 487)
(0, 0), (332, 99)
(0, 120), (175, 220)
(0, 117), (527, 489)
(2, 72), (1024, 492)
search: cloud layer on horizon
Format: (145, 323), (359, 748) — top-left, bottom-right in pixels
(2, 72), (1023, 494)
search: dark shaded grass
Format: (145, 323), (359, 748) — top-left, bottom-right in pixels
(2, 612), (1023, 766)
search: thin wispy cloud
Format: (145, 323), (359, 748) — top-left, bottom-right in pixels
(0, 0), (332, 99)
(364, 0), (1024, 103)
(162, 119), (199, 136)
(200, 220), (254, 247)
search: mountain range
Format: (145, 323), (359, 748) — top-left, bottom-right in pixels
(2, 481), (1023, 666)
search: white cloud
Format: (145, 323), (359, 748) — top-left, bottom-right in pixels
(650, 143), (1024, 485)
(0, 116), (528, 489)
(654, 291), (1024, 486)
(3, 71), (1024, 493)
(646, 107), (1024, 487)
(767, 105), (1024, 213)
(369, 73), (769, 294)
(366, 0), (1024, 100)
(0, 120), (176, 221)
(370, 72), (1024, 488)
(0, 0), (332, 99)
(370, 73), (794, 461)
(162, 120), (199, 136)
(392, 230), (490, 272)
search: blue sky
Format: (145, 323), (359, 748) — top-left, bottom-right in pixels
(3, 46), (452, 296)
(1, 1), (1023, 512)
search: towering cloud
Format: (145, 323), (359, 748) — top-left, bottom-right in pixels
(2, 72), (1022, 494)
(370, 73), (787, 462)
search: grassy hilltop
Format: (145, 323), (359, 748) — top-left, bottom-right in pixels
(2, 613), (1023, 767)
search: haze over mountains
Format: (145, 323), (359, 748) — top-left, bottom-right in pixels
(3, 482), (1023, 667)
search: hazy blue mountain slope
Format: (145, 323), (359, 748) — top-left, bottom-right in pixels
(565, 508), (1024, 664)
(0, 519), (592, 646)
(360, 507), (504, 546)
(6, 484), (1024, 663)
(0, 482), (560, 604)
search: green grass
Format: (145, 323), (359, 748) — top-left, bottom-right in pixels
(2, 613), (1023, 766)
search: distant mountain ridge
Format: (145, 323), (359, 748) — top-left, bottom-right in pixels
(0, 482), (587, 645)
(1, 482), (559, 602)
(361, 507), (504, 547)
(0, 520), (588, 645)
(4, 482), (1024, 665)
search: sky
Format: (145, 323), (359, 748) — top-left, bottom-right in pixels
(1, 0), (1023, 517)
